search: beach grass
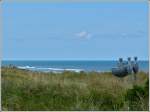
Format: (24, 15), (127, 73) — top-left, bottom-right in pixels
(1, 67), (149, 111)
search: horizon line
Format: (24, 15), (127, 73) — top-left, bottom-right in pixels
(2, 59), (149, 61)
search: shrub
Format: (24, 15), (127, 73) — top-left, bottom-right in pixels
(125, 79), (149, 111)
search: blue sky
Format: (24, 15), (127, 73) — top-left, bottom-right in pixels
(2, 2), (148, 60)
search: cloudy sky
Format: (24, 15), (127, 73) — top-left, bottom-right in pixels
(2, 2), (148, 60)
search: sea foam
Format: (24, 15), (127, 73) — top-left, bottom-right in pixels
(17, 66), (82, 72)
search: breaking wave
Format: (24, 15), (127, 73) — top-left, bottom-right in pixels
(17, 66), (83, 72)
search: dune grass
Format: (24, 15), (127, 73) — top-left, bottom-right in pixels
(1, 67), (149, 111)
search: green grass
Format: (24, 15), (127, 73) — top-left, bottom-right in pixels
(1, 67), (149, 111)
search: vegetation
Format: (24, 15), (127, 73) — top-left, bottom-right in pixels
(125, 79), (149, 110)
(1, 67), (149, 111)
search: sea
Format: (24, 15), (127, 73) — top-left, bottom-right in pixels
(1, 60), (149, 73)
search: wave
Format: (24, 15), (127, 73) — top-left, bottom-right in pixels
(64, 68), (82, 72)
(18, 66), (36, 69)
(17, 66), (83, 72)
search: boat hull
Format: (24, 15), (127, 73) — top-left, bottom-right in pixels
(112, 67), (128, 77)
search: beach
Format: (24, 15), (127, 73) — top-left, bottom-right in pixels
(1, 66), (149, 111)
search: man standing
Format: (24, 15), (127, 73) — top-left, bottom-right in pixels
(117, 58), (124, 68)
(117, 58), (128, 76)
(127, 57), (132, 74)
(132, 57), (139, 80)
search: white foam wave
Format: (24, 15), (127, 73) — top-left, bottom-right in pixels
(17, 66), (82, 72)
(64, 68), (82, 72)
(18, 66), (35, 69)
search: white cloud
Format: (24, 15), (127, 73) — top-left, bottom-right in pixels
(76, 31), (91, 39)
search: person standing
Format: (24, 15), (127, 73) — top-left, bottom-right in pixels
(132, 57), (139, 80)
(126, 57), (132, 74)
(117, 58), (128, 76)
(117, 58), (124, 68)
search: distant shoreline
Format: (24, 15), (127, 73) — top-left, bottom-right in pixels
(1, 65), (148, 74)
(1, 60), (149, 73)
(1, 65), (109, 73)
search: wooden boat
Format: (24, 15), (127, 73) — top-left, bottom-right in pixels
(112, 67), (128, 77)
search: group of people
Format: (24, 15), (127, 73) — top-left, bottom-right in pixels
(117, 57), (139, 79)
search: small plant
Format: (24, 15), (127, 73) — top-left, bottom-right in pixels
(125, 79), (149, 111)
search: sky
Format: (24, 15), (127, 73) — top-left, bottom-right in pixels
(2, 2), (149, 60)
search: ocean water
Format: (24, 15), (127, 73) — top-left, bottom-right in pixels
(1, 60), (149, 72)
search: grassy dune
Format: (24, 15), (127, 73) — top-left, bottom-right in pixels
(1, 67), (149, 111)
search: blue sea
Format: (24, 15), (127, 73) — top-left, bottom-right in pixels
(1, 60), (149, 72)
